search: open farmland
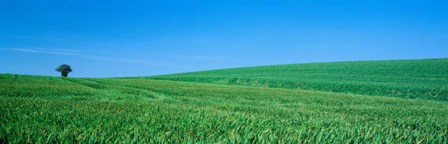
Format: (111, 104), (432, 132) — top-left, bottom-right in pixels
(150, 59), (448, 101)
(1, 59), (448, 143)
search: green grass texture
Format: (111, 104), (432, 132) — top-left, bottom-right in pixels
(150, 58), (448, 101)
(1, 59), (447, 143)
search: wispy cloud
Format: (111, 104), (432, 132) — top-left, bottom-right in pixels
(2, 48), (80, 55)
(1, 48), (173, 68)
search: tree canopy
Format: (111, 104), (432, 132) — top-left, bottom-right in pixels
(56, 64), (72, 77)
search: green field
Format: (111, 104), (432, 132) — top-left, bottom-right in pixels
(151, 59), (448, 101)
(1, 59), (448, 143)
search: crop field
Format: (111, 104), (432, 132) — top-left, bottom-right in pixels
(151, 59), (448, 101)
(1, 59), (448, 143)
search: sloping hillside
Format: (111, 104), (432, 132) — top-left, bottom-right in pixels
(150, 59), (448, 101)
(1, 74), (448, 143)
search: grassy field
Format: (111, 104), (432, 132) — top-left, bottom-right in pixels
(150, 59), (448, 101)
(1, 59), (448, 143)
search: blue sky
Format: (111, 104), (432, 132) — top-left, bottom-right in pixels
(1, 0), (447, 77)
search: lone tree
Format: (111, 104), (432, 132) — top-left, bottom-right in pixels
(56, 64), (72, 77)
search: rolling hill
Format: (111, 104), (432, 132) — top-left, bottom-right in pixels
(1, 58), (447, 143)
(150, 58), (448, 101)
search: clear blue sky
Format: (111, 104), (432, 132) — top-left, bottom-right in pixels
(1, 0), (447, 77)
